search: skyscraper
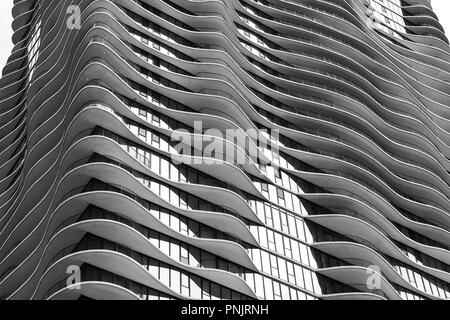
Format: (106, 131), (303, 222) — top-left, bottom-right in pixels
(0, 0), (449, 300)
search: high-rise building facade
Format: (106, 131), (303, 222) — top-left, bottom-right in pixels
(0, 0), (449, 300)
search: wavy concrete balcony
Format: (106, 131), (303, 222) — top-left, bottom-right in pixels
(0, 0), (449, 300)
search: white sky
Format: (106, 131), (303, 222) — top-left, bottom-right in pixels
(0, 0), (449, 76)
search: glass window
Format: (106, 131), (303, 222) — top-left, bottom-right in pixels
(170, 269), (181, 293)
(138, 127), (147, 138)
(202, 280), (211, 300)
(294, 265), (305, 289)
(190, 275), (202, 299)
(303, 269), (314, 293)
(160, 266), (170, 286)
(254, 274), (265, 299)
(261, 250), (271, 274)
(211, 283), (221, 300)
(263, 277), (273, 300)
(181, 274), (190, 296)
